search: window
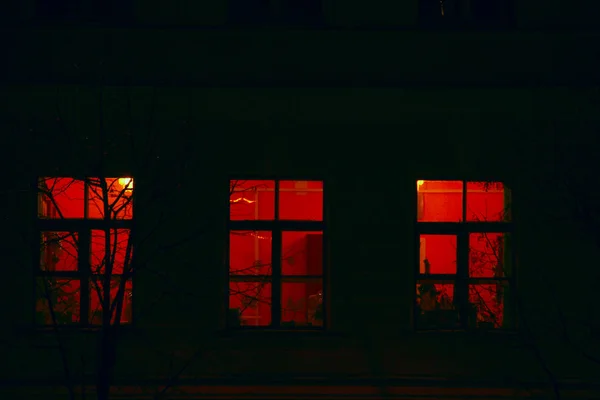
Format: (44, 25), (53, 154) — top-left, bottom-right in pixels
(35, 177), (134, 326)
(228, 0), (322, 26)
(415, 180), (514, 331)
(228, 179), (325, 329)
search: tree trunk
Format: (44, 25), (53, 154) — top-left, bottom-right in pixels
(96, 328), (117, 400)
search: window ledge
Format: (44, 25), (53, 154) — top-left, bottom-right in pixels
(415, 328), (518, 336)
(217, 328), (345, 339)
(15, 324), (139, 337)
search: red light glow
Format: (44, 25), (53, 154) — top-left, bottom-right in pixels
(36, 177), (134, 326)
(416, 180), (510, 329)
(229, 180), (324, 327)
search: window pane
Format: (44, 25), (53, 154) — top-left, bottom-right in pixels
(279, 180), (323, 221)
(415, 281), (457, 329)
(417, 180), (463, 222)
(469, 232), (510, 278)
(229, 231), (272, 275)
(35, 278), (80, 324)
(230, 180), (275, 220)
(229, 281), (271, 326)
(88, 178), (134, 220)
(281, 278), (323, 327)
(469, 282), (511, 329)
(282, 231), (323, 275)
(90, 278), (133, 325)
(419, 235), (457, 274)
(40, 232), (78, 271)
(38, 178), (85, 219)
(91, 229), (132, 275)
(466, 182), (510, 222)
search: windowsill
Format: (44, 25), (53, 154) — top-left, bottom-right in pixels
(415, 328), (518, 335)
(217, 327), (345, 339)
(16, 323), (139, 336)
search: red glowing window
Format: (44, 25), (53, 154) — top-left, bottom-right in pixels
(229, 231), (272, 276)
(419, 235), (457, 275)
(281, 279), (323, 327)
(279, 180), (323, 221)
(469, 283), (507, 329)
(229, 281), (272, 327)
(417, 180), (463, 222)
(281, 232), (323, 327)
(91, 229), (132, 275)
(228, 179), (325, 329)
(415, 180), (513, 331)
(38, 177), (133, 220)
(230, 180), (275, 220)
(40, 232), (78, 271)
(416, 281), (456, 328)
(38, 178), (85, 219)
(466, 182), (510, 222)
(36, 278), (81, 325)
(90, 278), (133, 325)
(417, 180), (511, 223)
(87, 178), (134, 220)
(35, 176), (134, 327)
(282, 231), (323, 275)
(469, 232), (510, 278)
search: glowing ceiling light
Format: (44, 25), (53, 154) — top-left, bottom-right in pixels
(417, 180), (425, 190)
(230, 197), (255, 204)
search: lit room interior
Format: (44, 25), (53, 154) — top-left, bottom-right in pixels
(416, 180), (512, 330)
(229, 180), (324, 328)
(36, 177), (134, 325)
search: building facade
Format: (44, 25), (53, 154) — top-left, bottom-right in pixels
(2, 0), (600, 399)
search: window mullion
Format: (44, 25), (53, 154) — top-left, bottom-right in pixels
(271, 180), (281, 327)
(81, 180), (90, 326)
(456, 181), (469, 328)
(84, 178), (90, 219)
(274, 180), (280, 220)
(272, 227), (282, 327)
(456, 230), (470, 329)
(79, 229), (91, 326)
(461, 180), (467, 222)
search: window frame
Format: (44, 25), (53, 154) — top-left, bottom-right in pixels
(34, 176), (134, 328)
(414, 180), (515, 331)
(227, 178), (327, 330)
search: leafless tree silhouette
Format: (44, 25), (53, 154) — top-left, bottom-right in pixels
(22, 86), (219, 400)
(466, 174), (600, 399)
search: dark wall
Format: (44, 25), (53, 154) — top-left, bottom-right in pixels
(4, 0), (600, 28)
(1, 86), (600, 386)
(6, 29), (600, 88)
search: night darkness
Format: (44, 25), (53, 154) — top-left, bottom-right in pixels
(2, 0), (600, 399)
